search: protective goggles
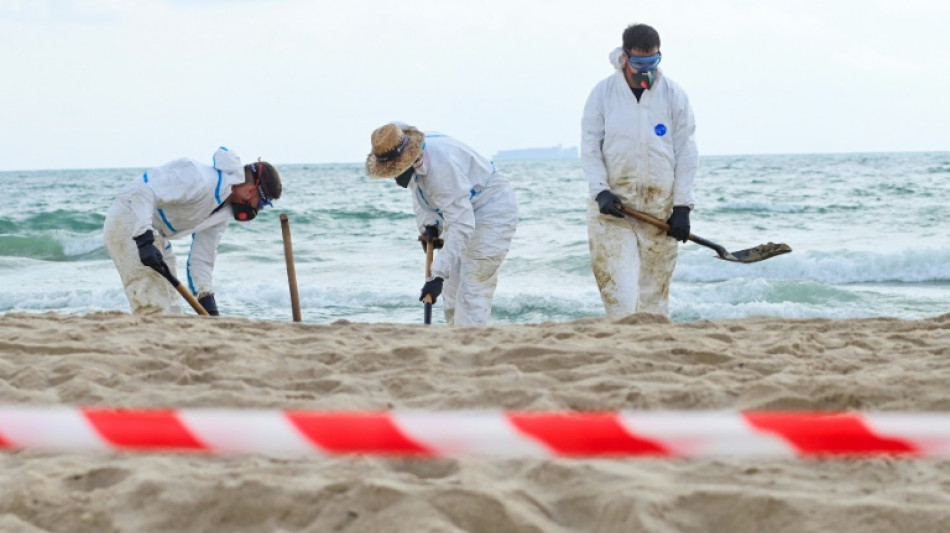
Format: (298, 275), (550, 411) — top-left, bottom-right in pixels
(251, 159), (273, 209)
(627, 52), (661, 72)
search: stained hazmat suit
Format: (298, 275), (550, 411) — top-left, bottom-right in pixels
(581, 47), (698, 317)
(103, 148), (248, 315)
(365, 124), (518, 326)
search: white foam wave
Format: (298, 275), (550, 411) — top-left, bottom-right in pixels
(60, 232), (106, 257)
(677, 246), (950, 284)
(718, 202), (807, 213)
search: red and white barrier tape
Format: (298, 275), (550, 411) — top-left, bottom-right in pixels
(1, 407), (948, 458)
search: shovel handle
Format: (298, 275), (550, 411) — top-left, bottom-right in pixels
(174, 282), (210, 316)
(617, 205), (731, 259)
(421, 236), (436, 324)
(153, 264), (209, 315)
(617, 205), (671, 231)
(423, 240), (435, 279)
(616, 204), (791, 263)
(159, 270), (209, 316)
(619, 205), (701, 242)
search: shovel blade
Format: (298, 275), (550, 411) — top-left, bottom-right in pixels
(718, 242), (792, 263)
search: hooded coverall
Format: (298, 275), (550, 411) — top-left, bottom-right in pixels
(103, 148), (245, 314)
(581, 48), (698, 317)
(409, 133), (518, 326)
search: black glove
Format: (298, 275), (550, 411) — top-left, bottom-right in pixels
(596, 190), (625, 218)
(419, 225), (445, 253)
(666, 206), (691, 242)
(419, 277), (444, 303)
(133, 230), (169, 274)
(197, 294), (219, 316)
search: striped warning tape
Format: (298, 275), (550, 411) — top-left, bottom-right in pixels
(1, 407), (947, 458)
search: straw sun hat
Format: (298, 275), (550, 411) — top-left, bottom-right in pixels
(365, 123), (425, 179)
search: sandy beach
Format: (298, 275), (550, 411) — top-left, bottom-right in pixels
(1, 311), (949, 532)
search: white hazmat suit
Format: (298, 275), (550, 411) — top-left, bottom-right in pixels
(581, 48), (698, 317)
(103, 147), (245, 314)
(409, 134), (518, 326)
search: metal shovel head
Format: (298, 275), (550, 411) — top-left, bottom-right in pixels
(719, 242), (792, 263)
(615, 205), (792, 264)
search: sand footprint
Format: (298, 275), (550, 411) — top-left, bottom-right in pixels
(63, 467), (130, 491)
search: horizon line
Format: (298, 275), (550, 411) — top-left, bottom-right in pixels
(1, 148), (947, 173)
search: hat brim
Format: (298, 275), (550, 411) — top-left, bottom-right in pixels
(365, 127), (425, 179)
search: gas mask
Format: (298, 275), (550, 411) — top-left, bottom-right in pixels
(394, 166), (414, 188)
(231, 202), (258, 221)
(627, 52), (661, 89)
(393, 153), (427, 188)
(231, 163), (273, 221)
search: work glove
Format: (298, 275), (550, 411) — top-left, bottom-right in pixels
(419, 277), (444, 303)
(666, 206), (691, 242)
(596, 190), (625, 218)
(419, 224), (445, 253)
(133, 230), (169, 274)
(197, 293), (220, 316)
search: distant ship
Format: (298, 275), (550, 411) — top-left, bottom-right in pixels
(493, 145), (578, 161)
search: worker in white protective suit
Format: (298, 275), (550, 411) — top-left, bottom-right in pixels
(103, 147), (282, 315)
(581, 23), (698, 317)
(365, 123), (518, 326)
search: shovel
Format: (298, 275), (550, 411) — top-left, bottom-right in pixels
(155, 264), (209, 315)
(618, 205), (791, 263)
(420, 236), (435, 324)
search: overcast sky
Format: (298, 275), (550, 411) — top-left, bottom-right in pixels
(2, 0), (948, 170)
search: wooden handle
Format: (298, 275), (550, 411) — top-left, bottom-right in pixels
(425, 240), (435, 279)
(280, 214), (302, 322)
(423, 239), (435, 305)
(157, 267), (209, 315)
(423, 238), (435, 322)
(174, 281), (209, 316)
(617, 206), (670, 231)
(620, 205), (712, 253)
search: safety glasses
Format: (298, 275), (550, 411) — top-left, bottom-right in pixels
(252, 158), (273, 209)
(627, 52), (661, 72)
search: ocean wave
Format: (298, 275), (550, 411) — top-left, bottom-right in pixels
(716, 202), (807, 214)
(677, 246), (950, 284)
(5, 210), (106, 232)
(0, 285), (127, 313)
(672, 278), (943, 321)
(0, 232), (107, 261)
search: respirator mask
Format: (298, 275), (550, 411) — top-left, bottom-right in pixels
(393, 152), (427, 188)
(627, 52), (661, 89)
(231, 202), (259, 221)
(231, 162), (273, 221)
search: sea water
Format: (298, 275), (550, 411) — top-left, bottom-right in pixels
(1, 152), (948, 324)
